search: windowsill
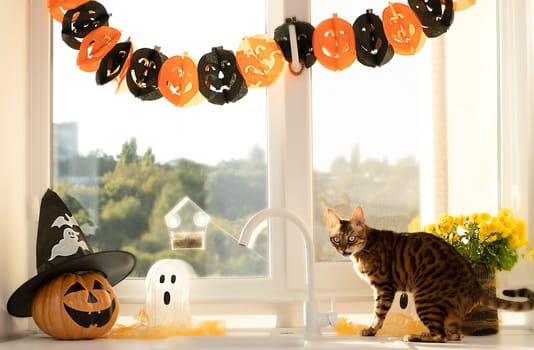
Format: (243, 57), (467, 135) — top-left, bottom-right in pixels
(2, 328), (533, 349)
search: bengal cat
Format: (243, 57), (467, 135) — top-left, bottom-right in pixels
(326, 205), (534, 343)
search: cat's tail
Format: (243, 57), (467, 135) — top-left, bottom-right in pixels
(482, 288), (534, 311)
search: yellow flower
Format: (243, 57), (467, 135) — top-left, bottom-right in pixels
(479, 212), (491, 222)
(454, 215), (467, 229)
(437, 214), (454, 235)
(498, 208), (513, 220)
(422, 223), (436, 234)
(469, 212), (480, 224)
(530, 247), (534, 261)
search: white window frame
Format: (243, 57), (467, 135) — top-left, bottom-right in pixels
(29, 0), (534, 330)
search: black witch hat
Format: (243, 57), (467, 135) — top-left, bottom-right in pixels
(7, 189), (136, 317)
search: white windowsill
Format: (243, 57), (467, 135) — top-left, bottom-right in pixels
(1, 328), (533, 350)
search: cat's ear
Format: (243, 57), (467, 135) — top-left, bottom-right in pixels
(350, 206), (365, 232)
(325, 208), (341, 229)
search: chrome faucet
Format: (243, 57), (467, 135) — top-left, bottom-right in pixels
(238, 208), (337, 337)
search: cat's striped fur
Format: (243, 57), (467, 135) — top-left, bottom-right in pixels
(326, 206), (534, 343)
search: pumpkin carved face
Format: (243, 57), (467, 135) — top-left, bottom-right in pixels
(353, 9), (394, 68)
(126, 47), (168, 101)
(313, 13), (356, 71)
(61, 1), (110, 50)
(158, 54), (202, 107)
(77, 26), (121, 72)
(32, 272), (119, 339)
(236, 35), (285, 88)
(96, 40), (133, 90)
(408, 0), (454, 38)
(382, 2), (426, 56)
(197, 46), (248, 105)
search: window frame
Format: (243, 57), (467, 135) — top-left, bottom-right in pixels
(30, 0), (534, 330)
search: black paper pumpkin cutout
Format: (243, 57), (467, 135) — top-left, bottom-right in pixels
(408, 0), (454, 38)
(96, 41), (133, 86)
(274, 17), (316, 70)
(61, 1), (110, 50)
(353, 9), (394, 68)
(126, 47), (168, 101)
(197, 46), (248, 105)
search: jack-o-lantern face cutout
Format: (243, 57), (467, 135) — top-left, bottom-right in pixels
(77, 26), (121, 72)
(31, 272), (119, 340)
(313, 13), (356, 71)
(62, 1), (110, 50)
(197, 46), (248, 105)
(48, 0), (87, 23)
(274, 17), (316, 71)
(353, 9), (395, 68)
(382, 2), (426, 56)
(236, 34), (285, 88)
(126, 47), (168, 101)
(96, 40), (133, 91)
(408, 0), (454, 38)
(158, 54), (203, 107)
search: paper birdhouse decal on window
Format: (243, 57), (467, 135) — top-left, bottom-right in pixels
(164, 197), (210, 250)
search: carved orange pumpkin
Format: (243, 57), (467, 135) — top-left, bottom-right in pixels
(236, 34), (285, 88)
(382, 2), (426, 56)
(32, 272), (119, 339)
(313, 13), (356, 71)
(48, 0), (87, 23)
(77, 26), (121, 72)
(158, 54), (203, 107)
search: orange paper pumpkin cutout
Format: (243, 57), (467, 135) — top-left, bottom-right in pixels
(77, 26), (121, 72)
(236, 35), (285, 88)
(158, 54), (203, 107)
(382, 2), (426, 56)
(48, 0), (87, 22)
(313, 14), (356, 71)
(453, 0), (476, 11)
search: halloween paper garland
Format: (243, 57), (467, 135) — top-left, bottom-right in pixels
(49, 0), (476, 107)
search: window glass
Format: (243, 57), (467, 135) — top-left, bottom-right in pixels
(311, 1), (430, 261)
(52, 0), (268, 277)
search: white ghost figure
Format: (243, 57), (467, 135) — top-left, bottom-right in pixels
(145, 259), (194, 327)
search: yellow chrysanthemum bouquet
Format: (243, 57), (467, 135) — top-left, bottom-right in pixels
(422, 209), (532, 272)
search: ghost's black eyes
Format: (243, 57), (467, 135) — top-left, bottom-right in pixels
(159, 275), (165, 283)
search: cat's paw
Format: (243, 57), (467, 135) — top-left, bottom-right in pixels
(360, 327), (377, 336)
(403, 333), (446, 343)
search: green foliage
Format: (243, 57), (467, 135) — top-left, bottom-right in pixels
(55, 138), (268, 278)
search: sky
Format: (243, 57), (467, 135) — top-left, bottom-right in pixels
(53, 0), (430, 172)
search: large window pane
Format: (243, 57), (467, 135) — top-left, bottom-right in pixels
(311, 1), (431, 261)
(52, 0), (268, 277)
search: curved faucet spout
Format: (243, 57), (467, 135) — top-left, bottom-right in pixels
(238, 208), (337, 336)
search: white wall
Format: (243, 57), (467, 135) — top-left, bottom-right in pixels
(0, 0), (31, 339)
